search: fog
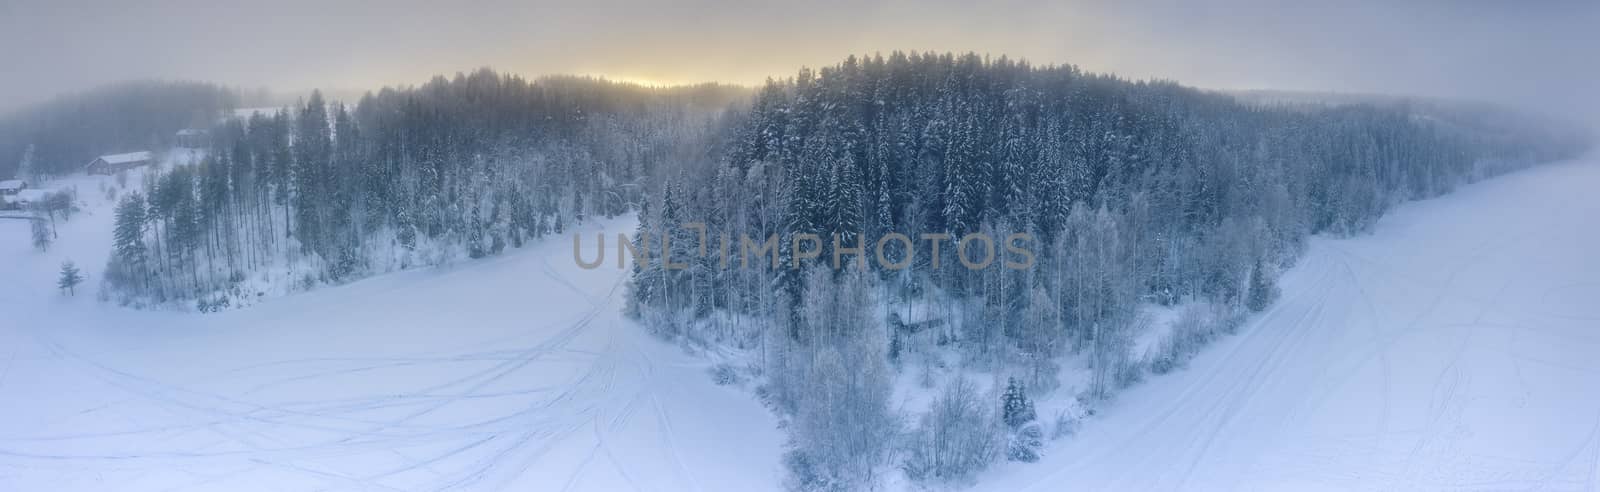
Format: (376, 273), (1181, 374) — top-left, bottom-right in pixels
(2, 0), (1597, 125)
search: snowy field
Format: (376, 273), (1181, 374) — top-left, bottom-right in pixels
(2, 155), (1598, 491)
(977, 156), (1600, 491)
(0, 172), (782, 490)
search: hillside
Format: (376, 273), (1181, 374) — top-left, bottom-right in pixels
(977, 155), (1600, 490)
(0, 166), (782, 491)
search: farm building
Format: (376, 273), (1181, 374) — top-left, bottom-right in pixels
(0, 179), (24, 196)
(12, 189), (53, 207)
(5, 188), (66, 210)
(85, 151), (153, 175)
(0, 180), (26, 209)
(176, 129), (209, 148)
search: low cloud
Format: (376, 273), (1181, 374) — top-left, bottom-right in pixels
(2, 0), (1595, 126)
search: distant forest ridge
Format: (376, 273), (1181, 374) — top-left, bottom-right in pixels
(0, 73), (753, 180)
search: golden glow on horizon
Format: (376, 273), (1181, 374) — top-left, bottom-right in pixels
(592, 74), (684, 87)
(588, 74), (702, 88)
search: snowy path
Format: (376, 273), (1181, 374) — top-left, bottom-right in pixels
(978, 157), (1600, 491)
(0, 199), (781, 491)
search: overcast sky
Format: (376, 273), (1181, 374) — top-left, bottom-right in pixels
(2, 0), (1597, 124)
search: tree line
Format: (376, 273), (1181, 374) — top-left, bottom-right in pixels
(102, 70), (747, 308)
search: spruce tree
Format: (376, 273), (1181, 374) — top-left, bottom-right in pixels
(1246, 259), (1278, 312)
(57, 261), (83, 296)
(1001, 377), (1036, 429)
(31, 218), (51, 252)
(109, 193), (148, 295)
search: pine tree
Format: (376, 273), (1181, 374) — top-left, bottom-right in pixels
(31, 218), (51, 252)
(294, 91), (333, 256)
(1001, 377), (1036, 429)
(108, 193), (149, 296)
(1246, 259), (1278, 312)
(941, 113), (985, 237)
(57, 261), (83, 296)
(996, 119), (1033, 221)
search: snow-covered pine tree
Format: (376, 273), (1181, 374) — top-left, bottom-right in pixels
(1001, 377), (1037, 429)
(1247, 258), (1278, 312)
(58, 261), (83, 296)
(30, 217), (51, 252)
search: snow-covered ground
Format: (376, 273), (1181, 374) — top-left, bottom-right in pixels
(3, 154), (1597, 491)
(976, 156), (1600, 491)
(0, 170), (782, 490)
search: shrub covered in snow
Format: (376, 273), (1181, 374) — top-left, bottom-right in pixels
(708, 362), (742, 386)
(1149, 303), (1226, 375)
(902, 377), (1002, 483)
(774, 269), (899, 490)
(1007, 422), (1044, 463)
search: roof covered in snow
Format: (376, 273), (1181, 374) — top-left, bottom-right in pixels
(0, 180), (22, 191)
(176, 129), (205, 136)
(96, 151), (153, 164)
(12, 188), (55, 203)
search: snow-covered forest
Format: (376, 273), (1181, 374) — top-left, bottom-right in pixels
(89, 71), (748, 307)
(619, 53), (1588, 488)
